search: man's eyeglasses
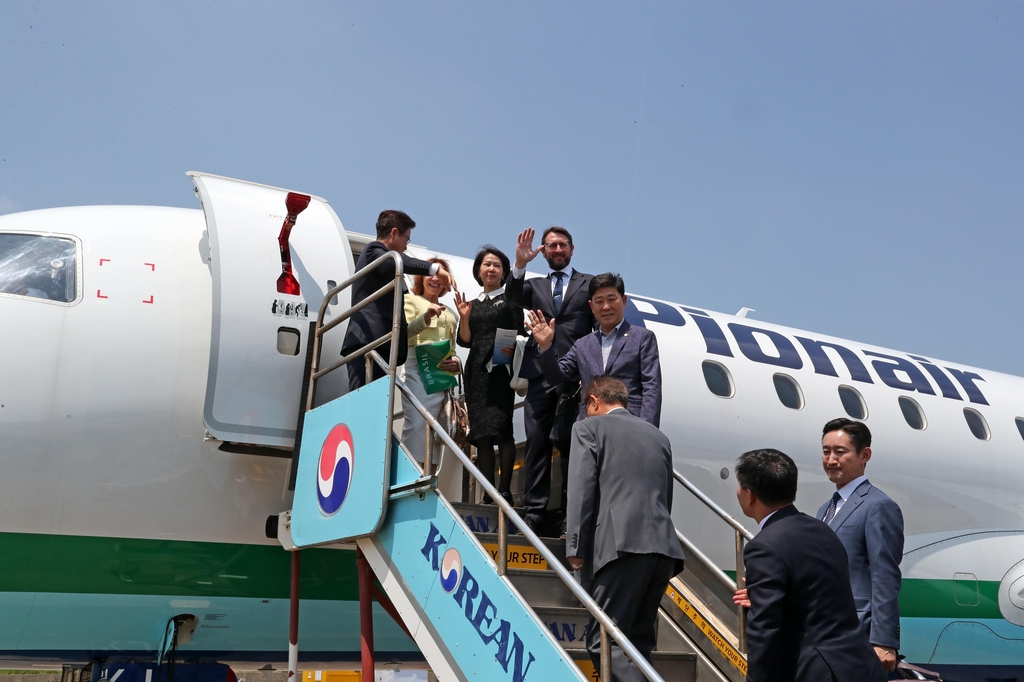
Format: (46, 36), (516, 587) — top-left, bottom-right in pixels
(543, 241), (571, 251)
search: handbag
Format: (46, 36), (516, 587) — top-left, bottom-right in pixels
(549, 381), (582, 445)
(442, 376), (471, 449)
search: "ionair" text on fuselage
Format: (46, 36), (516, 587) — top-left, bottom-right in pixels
(624, 295), (989, 405)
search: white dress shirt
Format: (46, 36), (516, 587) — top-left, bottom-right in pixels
(757, 509), (780, 534)
(829, 474), (868, 519)
(510, 264), (575, 298)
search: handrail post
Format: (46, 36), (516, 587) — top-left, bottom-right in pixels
(424, 426), (433, 475)
(497, 509), (508, 576)
(736, 529), (747, 654)
(365, 354), (373, 385)
(600, 624), (611, 681)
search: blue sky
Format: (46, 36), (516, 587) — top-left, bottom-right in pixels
(2, 2), (1022, 374)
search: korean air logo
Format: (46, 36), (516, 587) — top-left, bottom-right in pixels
(317, 424), (354, 516)
(439, 548), (463, 593)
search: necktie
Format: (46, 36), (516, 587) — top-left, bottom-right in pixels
(552, 271), (565, 315)
(823, 491), (842, 525)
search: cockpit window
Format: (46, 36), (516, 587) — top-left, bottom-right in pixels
(0, 233), (78, 303)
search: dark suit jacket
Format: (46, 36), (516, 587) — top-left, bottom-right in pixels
(537, 320), (662, 426)
(565, 409), (685, 575)
(744, 505), (886, 682)
(341, 241), (434, 368)
(817, 480), (904, 650)
(504, 269), (594, 389)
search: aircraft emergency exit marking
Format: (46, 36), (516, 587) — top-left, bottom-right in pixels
(143, 296), (154, 304)
(96, 290), (108, 299)
(145, 263), (155, 271)
(99, 258), (110, 266)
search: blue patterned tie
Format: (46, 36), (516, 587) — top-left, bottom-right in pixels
(552, 271), (565, 315)
(823, 491), (842, 525)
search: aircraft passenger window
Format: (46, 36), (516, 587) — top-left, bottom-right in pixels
(773, 373), (804, 410)
(1015, 418), (1024, 442)
(702, 361), (734, 398)
(838, 385), (867, 420)
(277, 327), (301, 356)
(898, 396), (926, 430)
(963, 408), (990, 441)
(0, 233), (78, 303)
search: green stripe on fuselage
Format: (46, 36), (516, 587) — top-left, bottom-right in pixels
(0, 532), (357, 601)
(899, 577), (1001, 619)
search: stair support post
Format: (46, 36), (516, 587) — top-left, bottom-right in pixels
(357, 546), (375, 682)
(497, 509), (508, 576)
(735, 529), (747, 654)
(600, 624), (611, 681)
(288, 549), (300, 680)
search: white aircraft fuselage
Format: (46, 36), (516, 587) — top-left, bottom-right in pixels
(1, 177), (1022, 676)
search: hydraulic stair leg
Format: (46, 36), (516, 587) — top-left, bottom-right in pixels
(288, 550), (300, 680)
(358, 547), (375, 682)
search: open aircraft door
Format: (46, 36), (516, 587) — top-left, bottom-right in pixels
(189, 172), (354, 448)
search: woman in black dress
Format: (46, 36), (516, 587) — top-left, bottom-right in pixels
(453, 246), (524, 504)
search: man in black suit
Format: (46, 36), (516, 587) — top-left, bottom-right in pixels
(342, 210), (452, 391)
(734, 448), (886, 682)
(504, 226), (594, 534)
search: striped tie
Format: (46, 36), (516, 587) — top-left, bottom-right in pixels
(823, 491), (842, 525)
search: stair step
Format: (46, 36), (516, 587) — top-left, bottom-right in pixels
(506, 568), (580, 608)
(453, 502), (567, 539)
(473, 532), (567, 570)
(567, 650), (697, 682)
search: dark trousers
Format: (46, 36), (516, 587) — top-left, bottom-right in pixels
(522, 381), (571, 523)
(347, 356), (387, 392)
(585, 553), (676, 682)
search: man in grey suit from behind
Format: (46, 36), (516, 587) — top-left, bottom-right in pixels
(819, 418), (905, 672)
(565, 376), (685, 681)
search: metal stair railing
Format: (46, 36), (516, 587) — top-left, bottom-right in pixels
(306, 248), (666, 682)
(672, 468), (754, 654)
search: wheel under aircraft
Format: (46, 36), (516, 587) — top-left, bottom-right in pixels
(1, 173), (1022, 681)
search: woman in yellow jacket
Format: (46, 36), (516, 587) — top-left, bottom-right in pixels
(402, 258), (461, 488)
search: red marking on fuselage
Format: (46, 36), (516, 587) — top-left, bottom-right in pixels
(144, 263), (155, 271)
(96, 290), (108, 299)
(99, 258), (110, 266)
(142, 296), (154, 304)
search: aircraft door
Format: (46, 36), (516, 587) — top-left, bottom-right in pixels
(189, 172), (353, 448)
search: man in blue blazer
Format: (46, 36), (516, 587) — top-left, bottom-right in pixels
(736, 448), (886, 682)
(526, 273), (662, 427)
(818, 418), (904, 672)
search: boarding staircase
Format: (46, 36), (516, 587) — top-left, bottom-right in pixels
(283, 251), (754, 681)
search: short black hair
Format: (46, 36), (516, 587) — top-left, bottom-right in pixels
(822, 418), (871, 453)
(584, 375), (628, 408)
(376, 210), (415, 239)
(472, 245), (511, 287)
(735, 449), (798, 506)
(589, 272), (625, 298)
(541, 226), (573, 246)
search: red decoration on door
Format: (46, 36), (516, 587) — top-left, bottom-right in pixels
(277, 192), (312, 295)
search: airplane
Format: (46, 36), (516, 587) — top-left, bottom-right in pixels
(0, 172), (1021, 682)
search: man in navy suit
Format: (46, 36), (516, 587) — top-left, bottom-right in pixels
(818, 418), (904, 672)
(505, 226), (594, 533)
(526, 273), (662, 427)
(735, 448), (886, 682)
(341, 210), (452, 391)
